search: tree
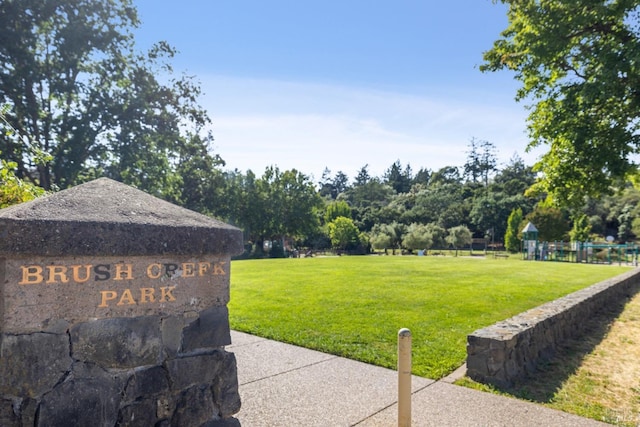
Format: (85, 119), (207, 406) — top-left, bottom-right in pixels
(169, 135), (226, 215)
(332, 171), (350, 197)
(469, 193), (501, 241)
(325, 200), (352, 223)
(0, 157), (45, 208)
(217, 169), (264, 240)
(464, 138), (497, 189)
(257, 166), (323, 243)
(384, 160), (412, 194)
(0, 107), (46, 207)
(369, 227), (393, 251)
(424, 223), (447, 250)
(343, 176), (394, 209)
(0, 0), (219, 196)
(493, 154), (537, 197)
(354, 164), (371, 186)
(479, 139), (498, 188)
(342, 177), (395, 232)
(632, 216), (640, 240)
(504, 208), (523, 253)
(328, 216), (360, 251)
(369, 222), (405, 254)
(409, 183), (468, 230)
(617, 204), (634, 242)
(412, 167), (431, 188)
(483, 1), (640, 206)
(464, 137), (482, 184)
(430, 166), (460, 187)
(569, 214), (592, 243)
(318, 168), (333, 198)
(378, 192), (411, 225)
(402, 223), (433, 253)
(526, 205), (569, 242)
(318, 168), (349, 199)
(446, 225), (472, 257)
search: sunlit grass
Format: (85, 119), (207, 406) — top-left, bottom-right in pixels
(229, 255), (630, 379)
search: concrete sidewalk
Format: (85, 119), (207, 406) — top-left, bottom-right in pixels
(228, 331), (607, 426)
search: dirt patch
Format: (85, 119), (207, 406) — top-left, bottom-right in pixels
(549, 291), (640, 425)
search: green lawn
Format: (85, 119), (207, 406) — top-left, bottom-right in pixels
(228, 255), (631, 379)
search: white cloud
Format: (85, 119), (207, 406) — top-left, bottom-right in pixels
(199, 75), (541, 182)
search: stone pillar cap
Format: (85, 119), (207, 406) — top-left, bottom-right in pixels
(0, 178), (244, 257)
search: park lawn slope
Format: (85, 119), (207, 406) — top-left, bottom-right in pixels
(228, 256), (630, 379)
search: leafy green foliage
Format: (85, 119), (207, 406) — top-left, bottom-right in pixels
(341, 176), (395, 232)
(0, 0), (220, 197)
(369, 229), (393, 250)
(469, 192), (516, 242)
(424, 223), (447, 249)
(483, 1), (640, 206)
(505, 208), (523, 253)
(402, 223), (433, 251)
(407, 182), (468, 230)
(446, 225), (472, 256)
(369, 222), (406, 252)
(327, 216), (360, 250)
(318, 168), (349, 199)
(220, 166), (322, 251)
(0, 158), (45, 208)
(526, 205), (570, 242)
(493, 154), (536, 196)
(616, 204), (635, 242)
(259, 167), (323, 240)
(384, 160), (413, 194)
(569, 214), (592, 243)
(0, 104), (48, 206)
(632, 216), (640, 241)
(324, 200), (352, 223)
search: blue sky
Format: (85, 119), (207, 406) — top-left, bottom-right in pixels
(133, 0), (542, 182)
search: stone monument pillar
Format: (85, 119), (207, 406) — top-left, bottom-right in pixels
(0, 178), (244, 426)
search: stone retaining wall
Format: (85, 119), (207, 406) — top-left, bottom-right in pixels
(466, 268), (640, 388)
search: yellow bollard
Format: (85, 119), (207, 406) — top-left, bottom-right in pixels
(398, 328), (412, 427)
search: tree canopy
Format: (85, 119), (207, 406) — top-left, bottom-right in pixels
(445, 225), (473, 256)
(327, 216), (360, 251)
(6, 0), (640, 255)
(0, 0), (221, 200)
(402, 223), (434, 252)
(482, 0), (640, 207)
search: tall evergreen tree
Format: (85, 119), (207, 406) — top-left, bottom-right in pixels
(384, 160), (412, 194)
(505, 208), (523, 253)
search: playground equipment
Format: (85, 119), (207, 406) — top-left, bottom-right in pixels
(520, 222), (639, 266)
(522, 222), (538, 260)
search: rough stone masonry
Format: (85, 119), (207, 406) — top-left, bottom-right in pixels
(467, 268), (640, 388)
(0, 178), (244, 427)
